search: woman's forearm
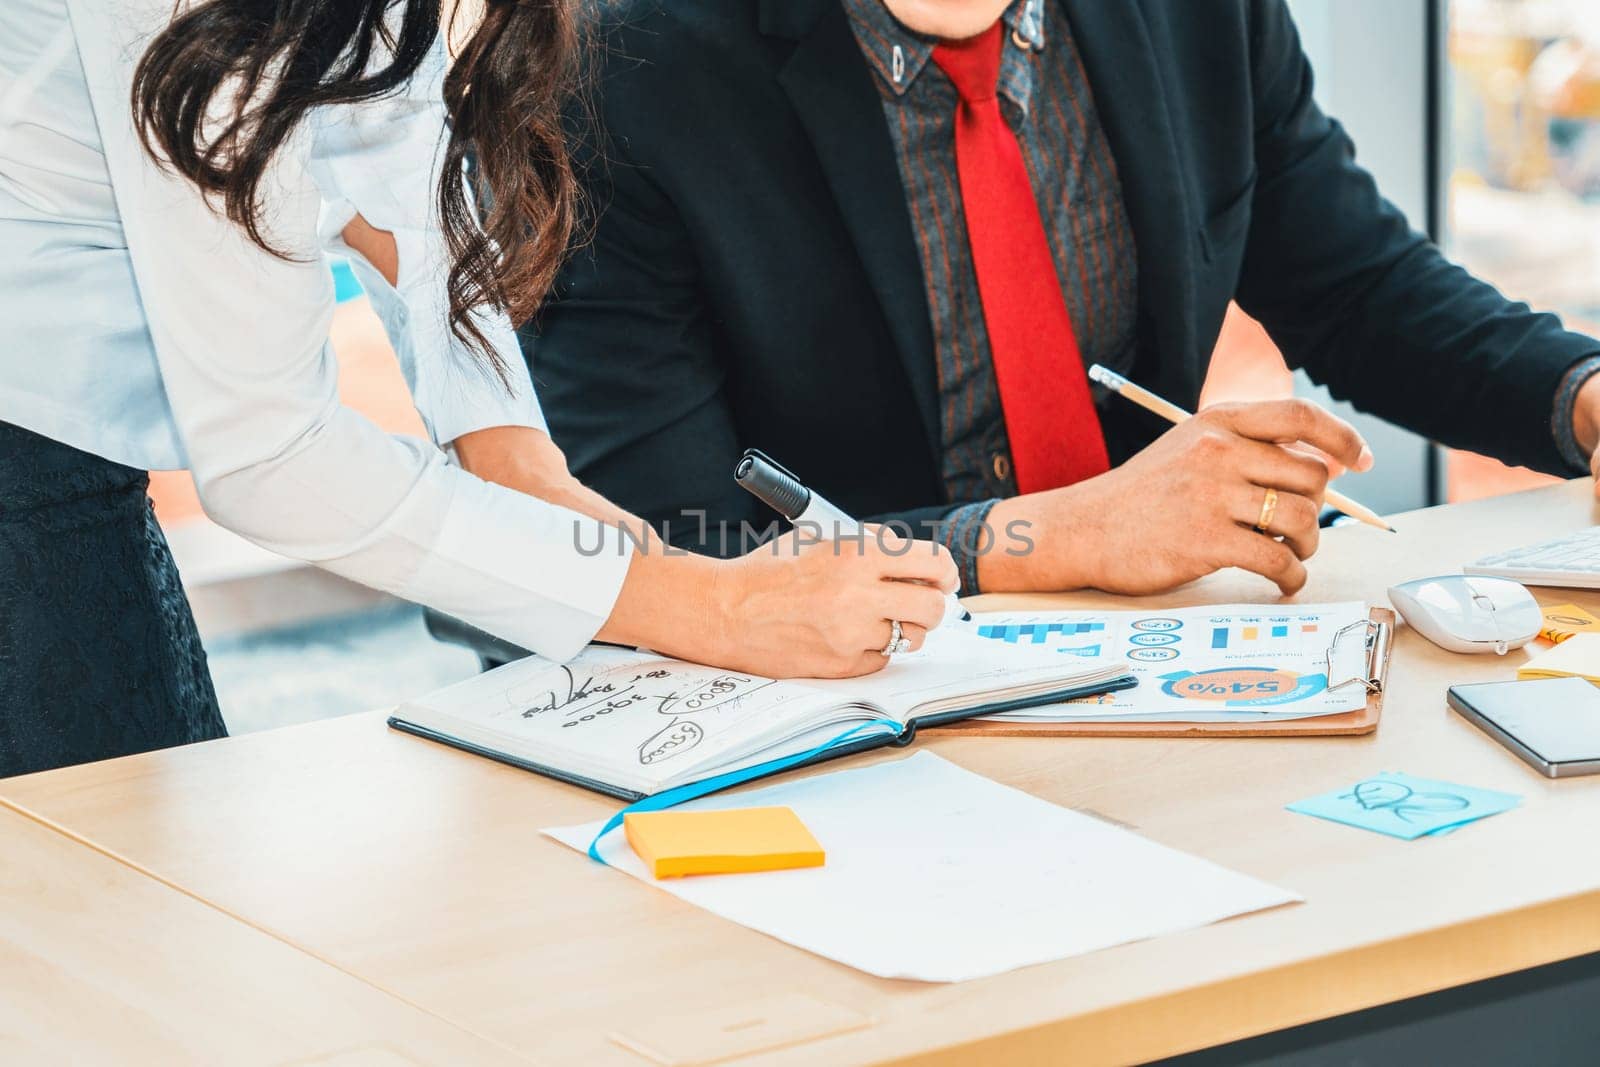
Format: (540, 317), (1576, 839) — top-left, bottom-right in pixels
(454, 424), (639, 529)
(454, 424), (708, 650)
(452, 423), (960, 677)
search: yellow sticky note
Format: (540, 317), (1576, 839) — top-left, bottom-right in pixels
(623, 806), (825, 879)
(1540, 604), (1600, 645)
(1519, 633), (1600, 686)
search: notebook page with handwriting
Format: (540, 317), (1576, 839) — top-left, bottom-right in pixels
(391, 632), (1131, 798)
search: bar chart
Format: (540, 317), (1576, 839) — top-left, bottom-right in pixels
(1209, 621), (1320, 650)
(975, 621), (1106, 657)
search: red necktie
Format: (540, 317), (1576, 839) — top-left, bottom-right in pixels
(932, 24), (1109, 493)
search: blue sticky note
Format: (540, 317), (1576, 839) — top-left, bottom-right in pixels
(1287, 772), (1521, 840)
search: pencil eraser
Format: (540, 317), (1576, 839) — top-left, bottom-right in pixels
(623, 806), (825, 879)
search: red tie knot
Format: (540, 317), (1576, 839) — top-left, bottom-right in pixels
(931, 21), (1004, 104)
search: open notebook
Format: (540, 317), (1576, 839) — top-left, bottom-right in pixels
(390, 630), (1133, 800)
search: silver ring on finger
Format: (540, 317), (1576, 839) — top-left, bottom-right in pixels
(880, 619), (912, 657)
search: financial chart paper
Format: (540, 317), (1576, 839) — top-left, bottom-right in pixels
(971, 602), (1373, 722)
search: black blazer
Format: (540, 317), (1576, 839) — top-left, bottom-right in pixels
(529, 0), (1598, 551)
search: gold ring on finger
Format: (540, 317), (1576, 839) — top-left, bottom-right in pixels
(1254, 486), (1279, 535)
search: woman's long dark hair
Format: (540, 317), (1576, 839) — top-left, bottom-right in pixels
(131, 0), (580, 378)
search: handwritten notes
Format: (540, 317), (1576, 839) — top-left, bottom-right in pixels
(391, 646), (834, 795)
(503, 658), (790, 771)
(394, 631), (1131, 798)
(1287, 772), (1522, 840)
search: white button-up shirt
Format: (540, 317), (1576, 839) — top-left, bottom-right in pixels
(0, 0), (633, 661)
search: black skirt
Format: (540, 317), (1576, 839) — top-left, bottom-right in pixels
(0, 421), (227, 777)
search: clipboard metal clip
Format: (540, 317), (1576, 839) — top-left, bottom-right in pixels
(1325, 619), (1389, 695)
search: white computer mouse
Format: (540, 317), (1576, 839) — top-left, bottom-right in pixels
(1387, 575), (1542, 655)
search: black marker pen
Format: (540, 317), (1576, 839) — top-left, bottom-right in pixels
(735, 449), (972, 627)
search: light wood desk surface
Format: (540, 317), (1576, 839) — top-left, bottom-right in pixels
(7, 482), (1600, 1065)
(0, 804), (531, 1067)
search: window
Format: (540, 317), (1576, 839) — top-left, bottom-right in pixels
(1209, 0), (1438, 516)
(1444, 0), (1600, 499)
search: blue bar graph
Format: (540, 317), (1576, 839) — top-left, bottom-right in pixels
(977, 621), (1106, 646)
(1271, 625), (1289, 638)
(1211, 627), (1229, 649)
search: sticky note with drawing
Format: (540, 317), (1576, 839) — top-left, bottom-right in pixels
(1286, 772), (1521, 840)
(1539, 603), (1600, 645)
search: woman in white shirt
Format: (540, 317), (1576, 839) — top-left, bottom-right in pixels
(0, 0), (956, 777)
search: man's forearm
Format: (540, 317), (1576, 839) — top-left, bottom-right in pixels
(972, 492), (1096, 594)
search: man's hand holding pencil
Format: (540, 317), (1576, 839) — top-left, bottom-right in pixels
(977, 370), (1383, 598)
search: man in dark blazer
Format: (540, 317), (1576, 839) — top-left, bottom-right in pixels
(528, 0), (1600, 597)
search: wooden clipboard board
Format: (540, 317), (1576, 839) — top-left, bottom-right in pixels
(940, 607), (1395, 739)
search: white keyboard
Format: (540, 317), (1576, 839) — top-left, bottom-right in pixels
(1467, 527), (1600, 589)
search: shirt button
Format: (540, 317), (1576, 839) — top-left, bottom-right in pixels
(993, 453), (1012, 482)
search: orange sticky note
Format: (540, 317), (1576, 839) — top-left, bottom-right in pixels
(1540, 604), (1600, 645)
(623, 806), (825, 879)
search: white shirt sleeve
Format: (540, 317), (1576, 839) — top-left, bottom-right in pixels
(306, 38), (544, 447)
(66, 0), (633, 662)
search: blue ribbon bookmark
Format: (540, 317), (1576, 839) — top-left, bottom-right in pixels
(587, 718), (905, 862)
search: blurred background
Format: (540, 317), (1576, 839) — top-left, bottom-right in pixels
(1207, 0), (1600, 504)
(151, 0), (1600, 733)
(1444, 0), (1600, 496)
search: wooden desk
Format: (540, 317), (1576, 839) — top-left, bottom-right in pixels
(0, 804), (529, 1066)
(7, 482), (1600, 1065)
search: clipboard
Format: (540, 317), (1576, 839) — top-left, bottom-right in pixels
(939, 607), (1395, 739)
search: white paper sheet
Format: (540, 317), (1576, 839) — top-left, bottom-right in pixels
(543, 753), (1299, 982)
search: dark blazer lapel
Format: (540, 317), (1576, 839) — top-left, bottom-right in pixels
(1060, 0), (1200, 403)
(762, 0), (942, 455)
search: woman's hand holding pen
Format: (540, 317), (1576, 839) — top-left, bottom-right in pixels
(456, 427), (959, 679)
(978, 399), (1374, 597)
(605, 528), (959, 680)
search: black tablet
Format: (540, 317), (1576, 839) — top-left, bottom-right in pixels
(1448, 678), (1600, 779)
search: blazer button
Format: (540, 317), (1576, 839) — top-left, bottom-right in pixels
(993, 453), (1012, 482)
